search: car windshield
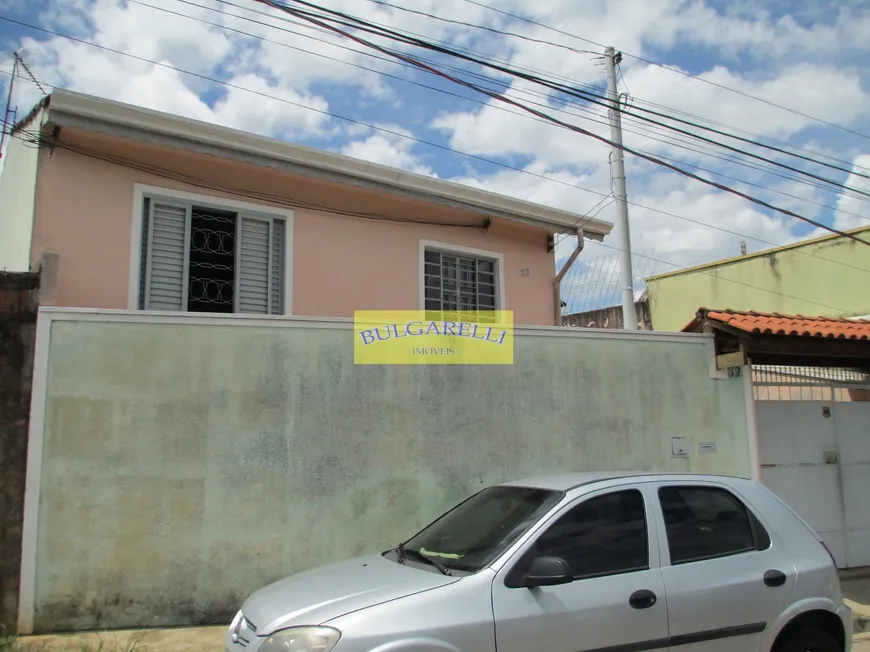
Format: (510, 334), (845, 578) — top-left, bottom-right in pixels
(399, 485), (563, 573)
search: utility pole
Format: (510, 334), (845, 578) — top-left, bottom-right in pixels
(604, 46), (636, 330)
(0, 51), (21, 160)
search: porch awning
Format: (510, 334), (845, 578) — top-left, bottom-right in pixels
(682, 308), (870, 369)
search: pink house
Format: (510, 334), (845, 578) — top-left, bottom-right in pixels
(0, 90), (612, 325)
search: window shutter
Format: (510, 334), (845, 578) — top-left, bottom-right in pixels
(145, 202), (189, 310)
(237, 216), (270, 313)
(270, 220), (284, 315)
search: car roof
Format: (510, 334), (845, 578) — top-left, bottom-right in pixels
(498, 471), (750, 492)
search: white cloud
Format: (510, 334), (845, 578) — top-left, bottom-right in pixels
(432, 81), (611, 170)
(212, 74), (331, 139)
(341, 124), (436, 176)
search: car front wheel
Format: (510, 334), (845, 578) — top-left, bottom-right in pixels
(776, 626), (841, 652)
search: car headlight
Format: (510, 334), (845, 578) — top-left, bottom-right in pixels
(259, 626), (341, 652)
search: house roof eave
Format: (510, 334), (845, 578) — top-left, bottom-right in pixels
(42, 89), (613, 239)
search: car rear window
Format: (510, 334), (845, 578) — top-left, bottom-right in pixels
(658, 485), (770, 565)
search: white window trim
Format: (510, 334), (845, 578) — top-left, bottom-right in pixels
(418, 239), (506, 311)
(128, 184), (294, 314)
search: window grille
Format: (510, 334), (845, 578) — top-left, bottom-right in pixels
(423, 249), (498, 321)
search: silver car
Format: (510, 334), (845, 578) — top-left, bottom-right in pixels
(226, 472), (852, 652)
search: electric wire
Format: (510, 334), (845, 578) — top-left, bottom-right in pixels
(122, 0), (870, 217)
(407, 0), (870, 160)
(457, 0), (870, 142)
(165, 0), (870, 178)
(356, 0), (870, 182)
(363, 0), (599, 57)
(259, 0), (870, 195)
(256, 0), (870, 245)
(165, 0), (870, 196)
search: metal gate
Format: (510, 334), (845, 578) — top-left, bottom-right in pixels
(753, 365), (870, 569)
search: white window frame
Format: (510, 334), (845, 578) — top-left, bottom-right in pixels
(128, 184), (294, 314)
(418, 239), (506, 312)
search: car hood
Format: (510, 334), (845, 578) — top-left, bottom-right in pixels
(240, 553), (459, 636)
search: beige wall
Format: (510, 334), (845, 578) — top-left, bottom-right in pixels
(32, 129), (557, 324)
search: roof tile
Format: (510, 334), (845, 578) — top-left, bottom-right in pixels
(697, 309), (870, 340)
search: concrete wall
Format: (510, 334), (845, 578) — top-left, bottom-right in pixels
(21, 309), (751, 633)
(31, 128), (558, 325)
(0, 272), (38, 633)
(646, 227), (870, 332)
(0, 121), (42, 272)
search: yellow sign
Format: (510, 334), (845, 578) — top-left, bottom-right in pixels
(354, 310), (514, 365)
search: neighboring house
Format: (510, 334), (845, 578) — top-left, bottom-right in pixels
(645, 226), (870, 332)
(561, 291), (651, 330)
(0, 90), (612, 325)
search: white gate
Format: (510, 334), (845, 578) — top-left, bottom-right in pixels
(754, 366), (870, 569)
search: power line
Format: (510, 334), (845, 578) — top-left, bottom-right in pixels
(361, 0), (870, 182)
(176, 0), (870, 193)
(622, 91), (870, 174)
(207, 0), (870, 177)
(256, 0), (870, 200)
(216, 0), (602, 98)
(363, 0), (598, 57)
(457, 0), (870, 142)
(630, 144), (869, 225)
(191, 0), (870, 213)
(140, 0), (870, 214)
(411, 0), (870, 166)
(5, 12), (868, 276)
(214, 0), (792, 181)
(259, 0), (870, 246)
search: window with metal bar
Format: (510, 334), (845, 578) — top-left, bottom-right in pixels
(423, 249), (498, 322)
(138, 195), (286, 315)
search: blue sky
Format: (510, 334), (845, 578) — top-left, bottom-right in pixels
(1, 0), (869, 313)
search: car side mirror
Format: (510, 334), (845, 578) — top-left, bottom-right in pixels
(525, 555), (573, 588)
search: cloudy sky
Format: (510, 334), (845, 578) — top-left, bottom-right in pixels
(1, 0), (869, 312)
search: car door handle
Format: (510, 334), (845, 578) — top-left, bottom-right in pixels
(764, 569), (787, 587)
(629, 589), (657, 609)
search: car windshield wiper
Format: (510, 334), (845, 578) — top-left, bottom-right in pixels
(395, 543), (452, 576)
